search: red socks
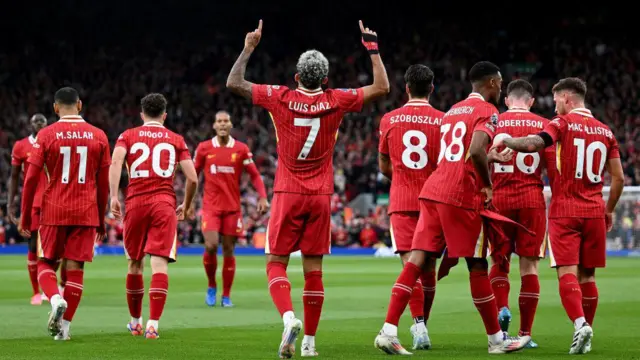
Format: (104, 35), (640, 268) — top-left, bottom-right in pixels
(203, 252), (218, 288)
(27, 251), (39, 295)
(63, 269), (84, 321)
(421, 271), (436, 321)
(489, 265), (510, 310)
(149, 273), (169, 321)
(518, 274), (540, 336)
(37, 261), (60, 299)
(385, 262), (421, 326)
(303, 271), (324, 336)
(222, 256), (236, 298)
(559, 273), (584, 322)
(408, 279), (424, 320)
(470, 270), (501, 335)
(267, 262), (294, 316)
(580, 281), (598, 326)
(126, 274), (144, 319)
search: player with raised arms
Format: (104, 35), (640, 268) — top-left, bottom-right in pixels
(495, 77), (624, 354)
(378, 64), (443, 350)
(487, 79), (551, 348)
(375, 61), (529, 355)
(8, 113), (50, 305)
(227, 19), (390, 358)
(109, 93), (199, 339)
(20, 87), (111, 341)
(193, 110), (269, 308)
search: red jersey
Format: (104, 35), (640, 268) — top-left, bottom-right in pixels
(378, 100), (444, 213)
(115, 121), (191, 210)
(421, 93), (498, 210)
(252, 85), (364, 194)
(543, 108), (620, 218)
(491, 109), (549, 210)
(27, 116), (111, 226)
(11, 135), (47, 208)
(194, 136), (254, 212)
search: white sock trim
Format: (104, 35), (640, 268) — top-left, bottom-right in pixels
(302, 335), (315, 347)
(489, 331), (503, 345)
(283, 311), (295, 326)
(382, 323), (398, 337)
(146, 320), (159, 330)
(574, 316), (586, 331)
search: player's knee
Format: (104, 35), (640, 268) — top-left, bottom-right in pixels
(465, 257), (488, 272)
(66, 259), (84, 271)
(424, 256), (437, 272)
(578, 266), (596, 283)
(519, 256), (539, 276)
(407, 251), (426, 268)
(222, 239), (235, 257)
(556, 265), (578, 279)
(150, 256), (169, 274)
(302, 255), (323, 274)
(128, 260), (144, 274)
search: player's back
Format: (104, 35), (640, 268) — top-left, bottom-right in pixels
(421, 93), (498, 210)
(116, 121), (190, 209)
(252, 85), (364, 194)
(547, 109), (619, 218)
(379, 100), (444, 213)
(35, 116), (111, 226)
(492, 110), (549, 210)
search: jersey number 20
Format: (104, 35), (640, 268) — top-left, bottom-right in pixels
(130, 143), (176, 178)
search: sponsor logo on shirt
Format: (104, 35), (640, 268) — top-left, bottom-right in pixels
(207, 154), (215, 158)
(210, 165), (235, 174)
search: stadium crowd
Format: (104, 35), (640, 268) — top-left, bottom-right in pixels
(1, 16), (639, 249)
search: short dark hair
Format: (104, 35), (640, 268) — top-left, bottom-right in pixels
(141, 93), (167, 118)
(552, 77), (587, 98)
(54, 87), (79, 106)
(468, 61), (500, 83)
(31, 113), (47, 122)
(506, 79), (534, 98)
(404, 65), (434, 98)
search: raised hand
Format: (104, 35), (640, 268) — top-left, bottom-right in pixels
(245, 19), (263, 51)
(359, 20), (379, 54)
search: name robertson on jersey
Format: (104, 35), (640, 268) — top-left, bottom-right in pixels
(566, 122), (613, 139)
(289, 101), (332, 113)
(56, 131), (94, 140)
(389, 115), (442, 125)
(498, 119), (545, 129)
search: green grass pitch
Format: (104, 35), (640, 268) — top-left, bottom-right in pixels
(0, 255), (639, 359)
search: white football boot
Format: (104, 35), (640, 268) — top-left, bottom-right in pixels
(48, 295), (68, 336)
(488, 335), (529, 354)
(410, 323), (431, 350)
(569, 324), (593, 355)
(278, 318), (302, 359)
(374, 330), (413, 355)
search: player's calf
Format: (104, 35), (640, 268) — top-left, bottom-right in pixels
(203, 232), (220, 306)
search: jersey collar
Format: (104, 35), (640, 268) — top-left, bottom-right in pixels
(404, 99), (432, 107)
(143, 121), (164, 127)
(58, 115), (85, 123)
(467, 92), (485, 101)
(296, 86), (323, 97)
(28, 135), (37, 144)
(570, 108), (594, 118)
(506, 108), (530, 113)
(212, 136), (235, 148)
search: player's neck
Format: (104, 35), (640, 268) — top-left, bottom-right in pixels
(143, 119), (164, 126)
(566, 103), (587, 113)
(407, 96), (429, 103)
(298, 84), (322, 92)
(58, 111), (80, 119)
(217, 135), (230, 146)
(507, 102), (529, 111)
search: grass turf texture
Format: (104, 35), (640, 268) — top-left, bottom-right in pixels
(0, 255), (638, 359)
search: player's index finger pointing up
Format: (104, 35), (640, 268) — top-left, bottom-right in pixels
(258, 19), (263, 32)
(359, 20), (365, 33)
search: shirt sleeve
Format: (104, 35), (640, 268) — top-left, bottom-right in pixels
(542, 116), (568, 142)
(252, 84), (285, 110)
(27, 133), (46, 168)
(193, 143), (205, 173)
(333, 88), (365, 113)
(100, 133), (112, 168)
(176, 136), (191, 161)
(115, 131), (128, 151)
(11, 142), (23, 166)
(608, 133), (621, 159)
(378, 115), (390, 155)
(473, 105), (498, 141)
(242, 146), (254, 166)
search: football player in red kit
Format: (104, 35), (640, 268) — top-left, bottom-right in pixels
(487, 79), (550, 348)
(8, 113), (49, 305)
(497, 77), (624, 354)
(193, 110), (268, 308)
(227, 20), (390, 358)
(378, 64), (443, 350)
(375, 62), (528, 355)
(110, 93), (198, 339)
(20, 87), (111, 340)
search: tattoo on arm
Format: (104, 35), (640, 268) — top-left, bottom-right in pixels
(504, 135), (545, 153)
(227, 48), (255, 100)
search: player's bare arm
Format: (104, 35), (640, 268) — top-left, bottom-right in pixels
(378, 152), (392, 180)
(109, 146), (127, 221)
(501, 134), (546, 153)
(469, 131), (493, 203)
(226, 19), (263, 100)
(7, 164), (21, 224)
(96, 162), (111, 240)
(605, 157), (625, 231)
(358, 20), (390, 104)
(19, 163), (42, 237)
(177, 159), (199, 220)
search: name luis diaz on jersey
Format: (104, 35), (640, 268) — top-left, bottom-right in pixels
(56, 131), (94, 140)
(289, 101), (331, 112)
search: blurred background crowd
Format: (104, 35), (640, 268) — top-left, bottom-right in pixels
(1, 3), (639, 249)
